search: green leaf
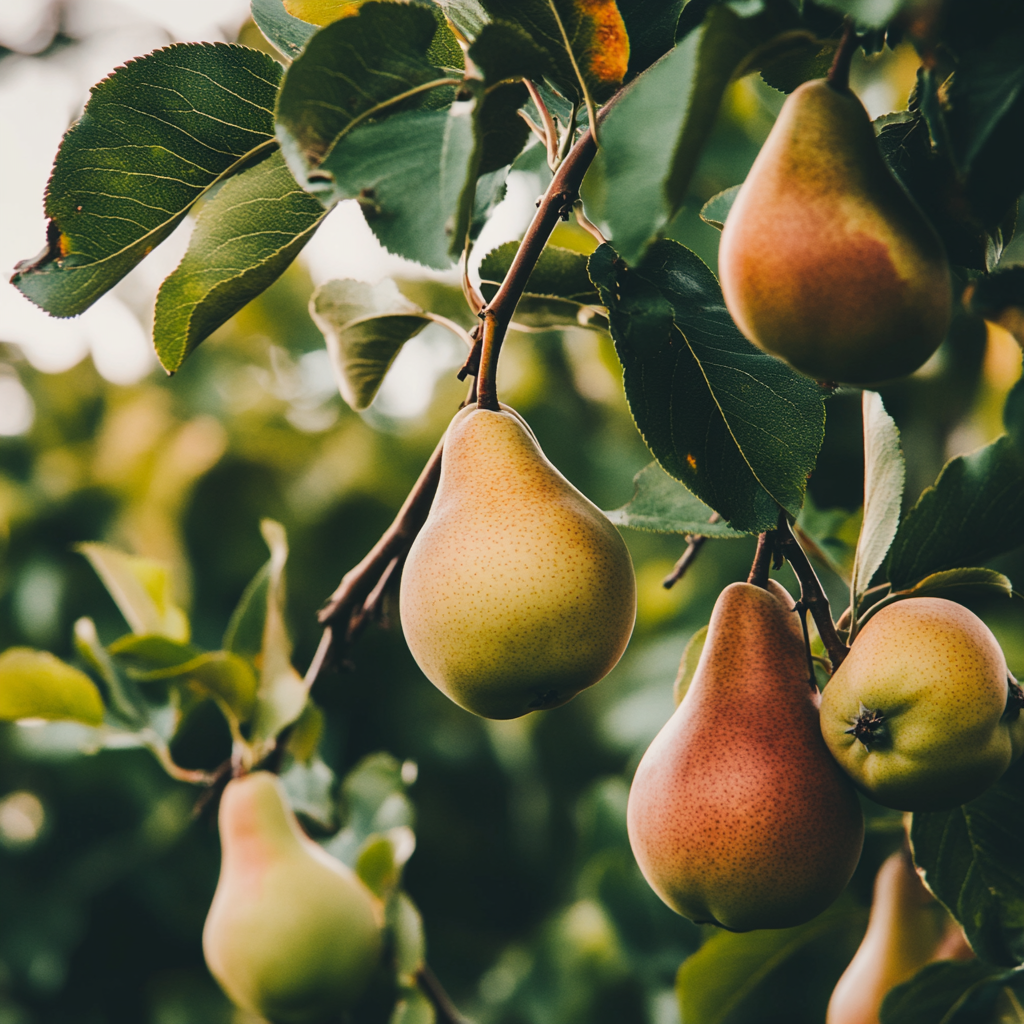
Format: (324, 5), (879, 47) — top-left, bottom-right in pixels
(286, 701), (325, 763)
(902, 567), (1014, 602)
(311, 104), (479, 269)
(617, 0), (687, 79)
(434, 0), (489, 40)
(223, 563), (271, 660)
(812, 0), (918, 30)
(911, 757), (1024, 967)
(676, 899), (866, 1024)
(969, 267), (1024, 347)
(251, 0), (317, 58)
(128, 651), (258, 725)
(77, 543), (189, 642)
(880, 961), (1015, 1024)
(673, 625), (707, 706)
(0, 648), (105, 726)
(280, 755), (337, 832)
(153, 151), (327, 373)
(73, 618), (145, 725)
(275, 3), (458, 187)
(310, 279), (431, 409)
(589, 240), (826, 533)
(755, 32), (839, 94)
(605, 462), (748, 536)
(356, 833), (404, 898)
(467, 19), (552, 84)
(389, 891), (428, 987)
(1008, 374), (1024, 457)
(795, 495), (862, 586)
(851, 391), (905, 616)
(12, 44), (284, 317)
(389, 983), (435, 1024)
(107, 634), (203, 669)
(887, 436), (1024, 591)
(699, 185), (741, 230)
(581, 3), (798, 264)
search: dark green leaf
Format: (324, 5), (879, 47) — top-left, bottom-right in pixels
(700, 186), (741, 230)
(887, 436), (1024, 591)
(476, 83), (531, 175)
(312, 104), (478, 268)
(468, 19), (552, 84)
(223, 563), (270, 659)
(589, 240), (826, 533)
(969, 267), (1024, 347)
(275, 3), (459, 187)
(796, 495), (861, 586)
(12, 44), (283, 317)
(617, 0), (686, 79)
(107, 634), (202, 669)
(128, 651), (258, 725)
(755, 32), (838, 94)
(153, 151), (327, 373)
(901, 567), (1014, 602)
(0, 648), (105, 726)
(251, 0), (316, 58)
(1008, 374), (1024, 457)
(310, 278), (431, 410)
(812, 0), (918, 30)
(581, 2), (799, 264)
(880, 961), (1014, 1024)
(605, 463), (748, 536)
(676, 899), (866, 1024)
(389, 891), (427, 983)
(911, 757), (1024, 967)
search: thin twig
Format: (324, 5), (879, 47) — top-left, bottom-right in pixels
(523, 78), (559, 169)
(417, 964), (471, 1024)
(574, 201), (607, 245)
(663, 512), (721, 589)
(777, 517), (850, 670)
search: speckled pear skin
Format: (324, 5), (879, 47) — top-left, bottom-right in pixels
(718, 80), (951, 384)
(627, 581), (864, 931)
(203, 772), (382, 1024)
(820, 597), (1019, 811)
(399, 403), (636, 720)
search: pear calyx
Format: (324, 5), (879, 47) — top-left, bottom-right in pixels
(844, 703), (886, 748)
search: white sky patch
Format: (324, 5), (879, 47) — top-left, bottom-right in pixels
(0, 373), (35, 436)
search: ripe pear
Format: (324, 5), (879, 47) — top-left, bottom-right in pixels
(203, 772), (382, 1023)
(821, 598), (1022, 811)
(399, 403), (636, 720)
(827, 848), (972, 1024)
(718, 78), (951, 384)
(627, 581), (864, 931)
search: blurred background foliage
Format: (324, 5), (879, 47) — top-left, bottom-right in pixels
(0, 2), (1022, 1023)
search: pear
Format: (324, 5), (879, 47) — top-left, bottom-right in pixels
(399, 403), (636, 720)
(627, 581), (864, 931)
(820, 597), (1021, 811)
(203, 772), (382, 1023)
(718, 78), (951, 384)
(827, 848), (972, 1024)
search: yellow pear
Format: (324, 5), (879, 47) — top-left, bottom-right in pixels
(718, 79), (951, 384)
(627, 581), (864, 931)
(821, 597), (1022, 811)
(203, 772), (382, 1023)
(827, 849), (972, 1024)
(399, 403), (636, 720)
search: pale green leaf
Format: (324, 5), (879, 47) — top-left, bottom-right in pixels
(0, 648), (105, 726)
(389, 985), (435, 1024)
(77, 544), (189, 642)
(389, 890), (427, 983)
(251, 0), (317, 58)
(700, 185), (741, 230)
(673, 625), (707, 706)
(904, 567), (1014, 601)
(128, 651), (258, 725)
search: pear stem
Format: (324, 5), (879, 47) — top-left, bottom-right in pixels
(747, 531), (775, 589)
(827, 19), (858, 92)
(417, 964), (473, 1024)
(777, 518), (850, 670)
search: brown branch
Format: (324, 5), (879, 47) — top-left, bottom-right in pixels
(777, 517), (850, 670)
(747, 531), (775, 589)
(663, 513), (721, 589)
(827, 18), (858, 91)
(417, 964), (472, 1024)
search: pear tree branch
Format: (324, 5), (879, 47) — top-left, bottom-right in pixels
(417, 964), (473, 1024)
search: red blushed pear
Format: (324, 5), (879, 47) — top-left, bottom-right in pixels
(718, 77), (951, 385)
(627, 581), (864, 931)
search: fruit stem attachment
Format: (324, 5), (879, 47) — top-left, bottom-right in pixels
(747, 530), (775, 589)
(827, 18), (858, 92)
(777, 517), (850, 670)
(417, 964), (472, 1024)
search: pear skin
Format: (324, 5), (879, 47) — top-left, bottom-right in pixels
(399, 403), (636, 720)
(627, 581), (864, 931)
(827, 849), (972, 1024)
(203, 772), (382, 1024)
(718, 79), (951, 384)
(820, 598), (1019, 811)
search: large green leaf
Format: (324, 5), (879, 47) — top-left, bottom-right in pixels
(911, 757), (1024, 967)
(310, 278), (432, 410)
(605, 463), (748, 537)
(887, 436), (1024, 591)
(251, 0), (317, 58)
(1008, 374), (1024, 457)
(77, 544), (190, 643)
(617, 0), (686, 79)
(0, 649), (105, 726)
(153, 151), (327, 373)
(589, 240), (826, 533)
(881, 961), (1018, 1024)
(12, 44), (283, 317)
(813, 0), (920, 29)
(275, 3), (459, 188)
(580, 2), (797, 264)
(850, 391), (904, 621)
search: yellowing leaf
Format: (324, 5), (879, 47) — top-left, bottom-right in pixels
(575, 0), (629, 87)
(77, 543), (189, 642)
(283, 0), (365, 27)
(0, 648), (105, 726)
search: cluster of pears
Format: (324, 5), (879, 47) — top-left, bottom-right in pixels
(627, 579), (1018, 933)
(718, 67), (951, 384)
(399, 402), (636, 720)
(203, 772), (383, 1023)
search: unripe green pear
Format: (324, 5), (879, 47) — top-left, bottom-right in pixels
(718, 78), (951, 384)
(827, 849), (971, 1024)
(820, 598), (1022, 811)
(627, 581), (864, 931)
(399, 403), (636, 720)
(203, 772), (383, 1024)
